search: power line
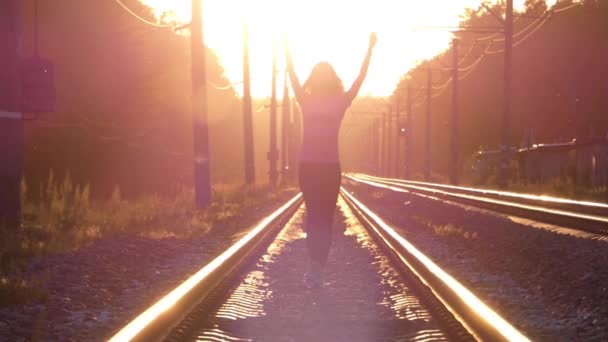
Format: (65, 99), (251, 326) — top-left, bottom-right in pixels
(553, 2), (582, 13)
(207, 79), (244, 91)
(113, 0), (173, 28)
(432, 75), (453, 90)
(486, 12), (551, 54)
(486, 2), (582, 54)
(491, 9), (551, 43)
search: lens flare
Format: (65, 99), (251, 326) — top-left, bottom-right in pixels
(137, 0), (572, 97)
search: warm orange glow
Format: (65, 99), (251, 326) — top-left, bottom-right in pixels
(350, 174), (608, 224)
(109, 193), (302, 341)
(138, 0), (562, 97)
(341, 188), (531, 341)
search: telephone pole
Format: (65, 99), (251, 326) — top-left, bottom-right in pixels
(242, 19), (255, 185)
(424, 68), (432, 181)
(191, 0), (212, 208)
(387, 105), (393, 177)
(394, 95), (401, 178)
(450, 38), (460, 185)
(0, 0), (22, 227)
(405, 82), (413, 179)
(500, 0), (514, 187)
(268, 38), (279, 186)
(381, 111), (388, 176)
(374, 119), (381, 175)
(281, 70), (290, 181)
(290, 98), (302, 180)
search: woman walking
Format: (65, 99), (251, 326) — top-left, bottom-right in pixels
(285, 33), (377, 285)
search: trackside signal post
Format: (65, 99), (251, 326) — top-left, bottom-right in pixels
(0, 0), (22, 227)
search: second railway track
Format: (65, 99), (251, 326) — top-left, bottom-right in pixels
(348, 173), (608, 235)
(110, 191), (529, 342)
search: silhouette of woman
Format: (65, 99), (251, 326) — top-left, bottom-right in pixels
(285, 33), (377, 284)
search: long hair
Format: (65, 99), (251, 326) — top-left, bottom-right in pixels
(303, 62), (344, 97)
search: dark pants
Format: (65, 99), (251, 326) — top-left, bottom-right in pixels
(299, 162), (341, 265)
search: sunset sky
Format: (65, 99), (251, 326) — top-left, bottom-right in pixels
(137, 0), (560, 97)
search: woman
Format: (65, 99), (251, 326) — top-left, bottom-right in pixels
(285, 33), (377, 285)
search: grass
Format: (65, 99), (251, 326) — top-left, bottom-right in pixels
(412, 215), (478, 240)
(467, 164), (608, 203)
(0, 171), (296, 306)
(507, 179), (607, 203)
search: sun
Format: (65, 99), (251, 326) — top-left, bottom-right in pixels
(136, 0), (559, 97)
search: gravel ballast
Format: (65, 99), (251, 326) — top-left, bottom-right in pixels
(344, 179), (608, 341)
(0, 192), (296, 341)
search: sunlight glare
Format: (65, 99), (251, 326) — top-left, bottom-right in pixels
(137, 0), (566, 97)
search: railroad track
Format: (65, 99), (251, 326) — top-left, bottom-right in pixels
(347, 173), (608, 235)
(109, 191), (529, 342)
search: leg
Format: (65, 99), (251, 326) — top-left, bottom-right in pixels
(313, 164), (341, 265)
(299, 164), (324, 264)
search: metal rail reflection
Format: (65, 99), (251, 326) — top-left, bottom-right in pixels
(341, 188), (530, 342)
(348, 174), (608, 226)
(354, 173), (608, 209)
(109, 193), (302, 342)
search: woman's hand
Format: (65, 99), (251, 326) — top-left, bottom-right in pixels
(369, 32), (378, 50)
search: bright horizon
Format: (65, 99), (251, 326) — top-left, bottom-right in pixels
(138, 0), (560, 97)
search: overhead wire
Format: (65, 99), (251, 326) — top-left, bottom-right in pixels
(113, 0), (173, 28)
(395, 1), (583, 116)
(207, 80), (245, 91)
(491, 9), (551, 43)
(553, 2), (583, 13)
(487, 2), (582, 54)
(486, 11), (552, 54)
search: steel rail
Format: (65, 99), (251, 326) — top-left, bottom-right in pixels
(356, 173), (608, 212)
(109, 193), (303, 342)
(340, 188), (531, 342)
(349, 174), (608, 233)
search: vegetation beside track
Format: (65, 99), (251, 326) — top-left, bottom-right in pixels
(1, 173), (297, 306)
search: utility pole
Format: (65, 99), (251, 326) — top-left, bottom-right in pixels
(450, 38), (460, 185)
(500, 0), (514, 187)
(268, 38), (279, 186)
(370, 122), (377, 174)
(242, 19), (255, 185)
(381, 111), (387, 176)
(289, 98), (301, 182)
(281, 70), (290, 182)
(387, 105), (393, 178)
(191, 0), (212, 208)
(425, 68), (432, 181)
(405, 82), (413, 179)
(394, 95), (401, 178)
(0, 0), (22, 227)
(374, 119), (381, 175)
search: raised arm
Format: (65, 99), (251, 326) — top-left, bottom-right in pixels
(284, 35), (305, 103)
(346, 33), (377, 102)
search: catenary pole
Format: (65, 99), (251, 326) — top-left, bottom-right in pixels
(268, 38), (279, 186)
(191, 0), (212, 207)
(395, 94), (401, 178)
(425, 68), (432, 181)
(242, 19), (255, 185)
(281, 70), (290, 181)
(0, 0), (23, 227)
(500, 0), (514, 187)
(405, 82), (413, 179)
(450, 38), (460, 185)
